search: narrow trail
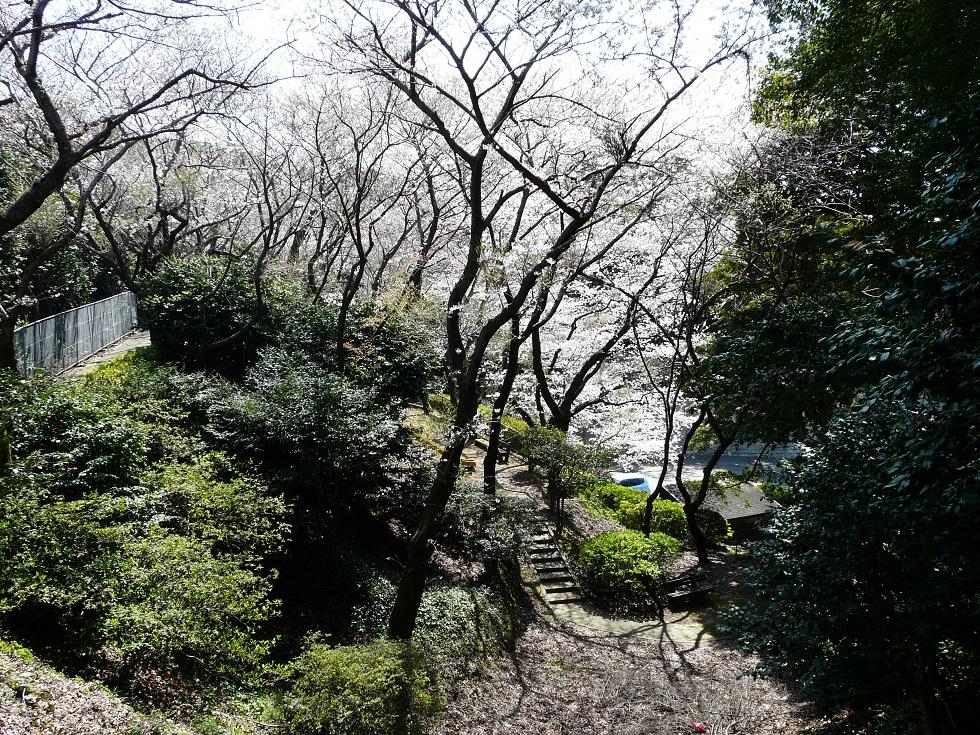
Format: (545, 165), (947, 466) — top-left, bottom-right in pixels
(62, 331), (151, 378)
(464, 448), (716, 647)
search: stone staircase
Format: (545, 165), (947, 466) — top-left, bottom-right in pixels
(529, 525), (584, 606)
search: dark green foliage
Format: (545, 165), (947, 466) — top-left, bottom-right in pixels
(143, 256), (440, 401)
(413, 586), (509, 677)
(694, 508), (731, 548)
(725, 6), (980, 725)
(80, 348), (206, 461)
(576, 531), (681, 612)
(203, 347), (406, 490)
(0, 366), (287, 701)
(142, 255), (279, 374)
(440, 480), (534, 565)
(286, 639), (442, 735)
(138, 451), (288, 558)
(9, 376), (151, 497)
(282, 300), (440, 406)
(696, 298), (846, 443)
(729, 402), (979, 730)
(757, 0), (979, 136)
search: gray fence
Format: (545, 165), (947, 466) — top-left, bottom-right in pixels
(14, 292), (139, 373)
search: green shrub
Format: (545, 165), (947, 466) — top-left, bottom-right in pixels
(106, 531), (278, 683)
(281, 299), (440, 406)
(414, 586), (507, 677)
(141, 255), (285, 374)
(144, 256), (439, 396)
(760, 480), (792, 504)
(613, 496), (645, 530)
(0, 374), (287, 698)
(576, 482), (665, 532)
(0, 471), (282, 689)
(10, 376), (152, 497)
(440, 480), (533, 562)
(574, 481), (623, 521)
(137, 451), (289, 557)
(649, 500), (689, 539)
(204, 348), (405, 489)
(80, 349), (205, 461)
(286, 639), (441, 735)
(696, 508), (732, 547)
(576, 530), (681, 611)
(499, 415), (529, 453)
(81, 347), (176, 406)
(611, 496), (690, 537)
(426, 393), (452, 414)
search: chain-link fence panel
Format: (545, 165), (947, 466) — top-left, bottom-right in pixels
(14, 292), (138, 373)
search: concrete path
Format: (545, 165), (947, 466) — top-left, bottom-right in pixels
(63, 331), (151, 378)
(491, 458), (716, 646)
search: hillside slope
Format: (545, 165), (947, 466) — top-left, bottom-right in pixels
(0, 645), (187, 735)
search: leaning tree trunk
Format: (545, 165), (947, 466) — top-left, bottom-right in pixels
(387, 434), (468, 639)
(642, 409), (675, 534)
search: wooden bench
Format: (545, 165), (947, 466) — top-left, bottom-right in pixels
(473, 436), (511, 463)
(657, 571), (713, 608)
(661, 572), (703, 593)
(666, 585), (714, 606)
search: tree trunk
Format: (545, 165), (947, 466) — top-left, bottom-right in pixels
(0, 314), (16, 472)
(642, 411), (675, 534)
(0, 314), (18, 374)
(483, 314), (520, 495)
(387, 436), (467, 639)
(0, 425), (10, 470)
(0, 394), (11, 471)
(484, 417), (503, 496)
(685, 504), (710, 564)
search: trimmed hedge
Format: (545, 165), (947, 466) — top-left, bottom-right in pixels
(576, 530), (681, 611)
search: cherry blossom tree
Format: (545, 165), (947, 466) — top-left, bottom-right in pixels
(328, 0), (760, 638)
(0, 0), (273, 371)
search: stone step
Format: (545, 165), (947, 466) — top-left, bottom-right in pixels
(545, 592), (584, 604)
(530, 555), (563, 564)
(542, 584), (580, 594)
(531, 549), (564, 564)
(535, 566), (569, 574)
(538, 572), (574, 583)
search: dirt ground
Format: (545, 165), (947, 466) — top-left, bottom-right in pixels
(0, 647), (188, 735)
(434, 605), (817, 735)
